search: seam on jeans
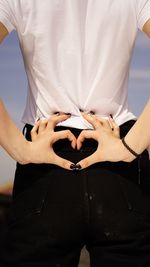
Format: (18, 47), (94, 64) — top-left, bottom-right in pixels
(83, 170), (90, 231)
(138, 155), (142, 185)
(116, 176), (133, 212)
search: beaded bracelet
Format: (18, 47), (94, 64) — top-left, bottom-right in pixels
(121, 137), (140, 158)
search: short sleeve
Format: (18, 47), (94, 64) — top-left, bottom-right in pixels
(136, 0), (150, 30)
(0, 0), (16, 32)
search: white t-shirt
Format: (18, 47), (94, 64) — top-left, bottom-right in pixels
(0, 0), (150, 129)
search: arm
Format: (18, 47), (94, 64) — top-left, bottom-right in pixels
(120, 16), (150, 156)
(0, 23), (29, 163)
(123, 99), (150, 157)
(143, 19), (150, 38)
(0, 99), (30, 164)
(119, 18), (150, 157)
(0, 22), (8, 43)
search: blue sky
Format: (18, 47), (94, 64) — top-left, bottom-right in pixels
(0, 30), (150, 188)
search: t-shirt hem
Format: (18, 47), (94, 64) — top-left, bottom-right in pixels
(22, 114), (137, 130)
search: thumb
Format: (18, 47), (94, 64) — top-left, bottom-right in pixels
(76, 151), (102, 170)
(52, 153), (76, 170)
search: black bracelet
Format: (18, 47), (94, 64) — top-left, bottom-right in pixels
(121, 137), (140, 158)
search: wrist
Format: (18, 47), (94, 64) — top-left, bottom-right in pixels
(17, 140), (32, 165)
(118, 139), (136, 162)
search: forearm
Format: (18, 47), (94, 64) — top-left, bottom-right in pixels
(121, 99), (150, 162)
(0, 99), (30, 164)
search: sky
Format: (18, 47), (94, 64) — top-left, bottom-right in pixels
(0, 30), (150, 190)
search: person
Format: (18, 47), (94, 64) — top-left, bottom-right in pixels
(0, 1), (150, 266)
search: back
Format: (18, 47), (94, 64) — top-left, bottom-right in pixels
(0, 0), (150, 128)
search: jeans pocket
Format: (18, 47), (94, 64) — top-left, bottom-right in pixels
(118, 175), (150, 217)
(8, 179), (48, 227)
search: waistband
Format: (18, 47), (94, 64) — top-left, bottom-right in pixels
(23, 120), (136, 152)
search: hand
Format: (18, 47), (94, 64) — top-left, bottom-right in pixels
(76, 113), (122, 169)
(27, 113), (77, 170)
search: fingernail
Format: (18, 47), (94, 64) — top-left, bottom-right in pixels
(70, 164), (77, 170)
(70, 163), (82, 171)
(89, 110), (95, 115)
(75, 164), (82, 170)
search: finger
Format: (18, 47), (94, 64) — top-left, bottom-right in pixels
(51, 152), (76, 170)
(97, 117), (112, 129)
(113, 124), (120, 138)
(38, 119), (48, 134)
(76, 151), (101, 170)
(109, 117), (120, 137)
(30, 121), (40, 141)
(77, 130), (97, 150)
(46, 114), (71, 131)
(52, 130), (77, 149)
(81, 113), (101, 130)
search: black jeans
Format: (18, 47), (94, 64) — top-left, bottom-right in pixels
(2, 120), (150, 267)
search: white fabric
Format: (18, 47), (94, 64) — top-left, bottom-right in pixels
(0, 0), (150, 129)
